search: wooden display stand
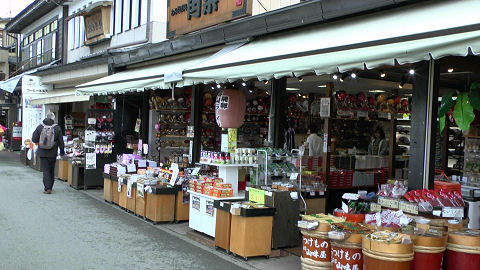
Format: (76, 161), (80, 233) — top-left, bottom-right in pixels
(135, 191), (147, 218)
(111, 177), (120, 205)
(119, 183), (128, 209)
(67, 161), (73, 185)
(103, 174), (113, 202)
(126, 186), (136, 213)
(58, 159), (68, 181)
(229, 209), (274, 259)
(145, 187), (176, 223)
(214, 201), (234, 253)
(175, 190), (189, 221)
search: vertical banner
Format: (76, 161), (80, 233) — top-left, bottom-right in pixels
(228, 128), (237, 154)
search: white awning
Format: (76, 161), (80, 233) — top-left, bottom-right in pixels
(29, 89), (90, 105)
(0, 69), (37, 93)
(75, 44), (243, 95)
(182, 0), (480, 83)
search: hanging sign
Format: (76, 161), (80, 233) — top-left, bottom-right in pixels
(85, 152), (96, 169)
(127, 179), (133, 198)
(167, 0), (252, 38)
(228, 128), (237, 154)
(85, 130), (96, 142)
(117, 177), (123, 192)
(320, 97), (331, 118)
(137, 182), (145, 198)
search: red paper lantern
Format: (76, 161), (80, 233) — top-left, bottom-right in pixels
(215, 89), (246, 128)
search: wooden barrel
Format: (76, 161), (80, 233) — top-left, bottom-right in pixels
(300, 225), (331, 270)
(411, 234), (447, 270)
(331, 233), (363, 270)
(362, 234), (414, 270)
(444, 230), (480, 270)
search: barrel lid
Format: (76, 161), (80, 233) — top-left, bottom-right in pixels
(448, 230), (480, 247)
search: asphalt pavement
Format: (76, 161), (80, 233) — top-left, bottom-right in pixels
(0, 151), (248, 270)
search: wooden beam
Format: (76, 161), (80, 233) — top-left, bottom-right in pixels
(323, 82), (333, 212)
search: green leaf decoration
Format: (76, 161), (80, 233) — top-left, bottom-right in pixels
(438, 91), (454, 117)
(440, 115), (446, 133)
(470, 88), (480, 111)
(453, 92), (475, 131)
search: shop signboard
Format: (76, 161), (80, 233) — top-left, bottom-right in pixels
(167, 0), (253, 38)
(83, 3), (112, 45)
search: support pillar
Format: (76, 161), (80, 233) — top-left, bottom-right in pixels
(190, 85), (203, 165)
(268, 78), (286, 148)
(409, 60), (439, 190)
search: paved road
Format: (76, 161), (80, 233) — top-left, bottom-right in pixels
(0, 152), (247, 270)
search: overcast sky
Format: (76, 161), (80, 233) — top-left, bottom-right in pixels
(2, 0), (34, 19)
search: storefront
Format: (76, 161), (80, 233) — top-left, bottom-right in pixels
(74, 0), (480, 265)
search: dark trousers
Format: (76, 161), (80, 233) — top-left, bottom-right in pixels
(40, 157), (56, 191)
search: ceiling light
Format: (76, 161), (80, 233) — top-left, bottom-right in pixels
(380, 71), (386, 78)
(317, 85), (327, 88)
(332, 74), (338, 80)
(399, 75), (407, 89)
(351, 73), (357, 79)
(339, 74), (347, 82)
(369, 90), (386, 93)
(447, 68), (454, 73)
(298, 76), (304, 82)
(211, 86), (215, 90)
(409, 69), (415, 75)
(398, 83), (404, 89)
(264, 80), (269, 85)
(216, 84), (221, 89)
(242, 82), (247, 87)
(298, 94), (301, 97)
(249, 89), (253, 93)
(266, 91), (269, 95)
(286, 88), (300, 91)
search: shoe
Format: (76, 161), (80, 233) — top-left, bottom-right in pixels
(43, 189), (52, 194)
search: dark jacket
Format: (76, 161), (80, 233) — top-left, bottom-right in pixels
(32, 118), (65, 158)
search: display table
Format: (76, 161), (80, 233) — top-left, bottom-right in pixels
(135, 187), (147, 218)
(145, 186), (177, 223)
(58, 158), (69, 181)
(214, 201), (234, 252)
(188, 190), (244, 237)
(103, 173), (113, 203)
(111, 176), (120, 205)
(175, 189), (189, 222)
(229, 206), (275, 260)
(67, 161), (73, 185)
(119, 180), (128, 209)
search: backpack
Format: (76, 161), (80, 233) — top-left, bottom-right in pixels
(39, 123), (57, 149)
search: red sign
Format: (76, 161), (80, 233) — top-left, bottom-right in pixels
(302, 236), (331, 262)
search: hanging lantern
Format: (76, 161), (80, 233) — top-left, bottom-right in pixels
(215, 89), (246, 128)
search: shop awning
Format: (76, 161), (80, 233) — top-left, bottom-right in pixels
(28, 88), (90, 105)
(0, 69), (37, 93)
(75, 44), (243, 95)
(182, 0), (480, 83)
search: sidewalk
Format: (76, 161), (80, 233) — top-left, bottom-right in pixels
(0, 151), (301, 270)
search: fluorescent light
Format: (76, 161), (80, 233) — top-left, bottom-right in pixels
(369, 90), (385, 93)
(286, 88), (300, 91)
(317, 85), (327, 88)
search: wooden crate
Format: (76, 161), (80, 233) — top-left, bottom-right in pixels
(104, 178), (113, 202)
(146, 193), (175, 223)
(175, 190), (189, 221)
(126, 187), (136, 212)
(135, 192), (147, 217)
(230, 215), (273, 258)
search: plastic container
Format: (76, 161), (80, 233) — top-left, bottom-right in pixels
(444, 230), (480, 270)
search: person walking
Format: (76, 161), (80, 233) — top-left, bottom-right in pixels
(32, 112), (65, 194)
(305, 124), (323, 157)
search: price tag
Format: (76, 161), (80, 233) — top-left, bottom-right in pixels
(378, 197), (399, 209)
(245, 187), (249, 191)
(433, 210), (442, 217)
(220, 202), (224, 207)
(249, 188), (265, 204)
(127, 163), (136, 173)
(310, 191), (315, 196)
(137, 182), (144, 198)
(191, 167), (201, 176)
(399, 201), (419, 215)
(290, 173), (299, 180)
(370, 202), (381, 212)
(442, 207), (464, 218)
(318, 191), (325, 196)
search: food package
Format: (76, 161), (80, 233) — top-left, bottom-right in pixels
(214, 182), (232, 188)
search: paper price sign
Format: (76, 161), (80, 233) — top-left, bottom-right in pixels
(370, 203), (381, 212)
(85, 130), (96, 142)
(378, 197), (399, 209)
(191, 167), (201, 176)
(290, 173), (299, 180)
(442, 207), (464, 218)
(248, 187), (265, 204)
(399, 201), (419, 215)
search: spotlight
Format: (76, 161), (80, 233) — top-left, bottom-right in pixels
(339, 74), (348, 82)
(266, 91), (269, 95)
(298, 76), (304, 82)
(448, 68), (454, 73)
(302, 95), (307, 98)
(298, 94), (301, 97)
(216, 84), (221, 89)
(398, 83), (404, 89)
(332, 74), (338, 80)
(249, 89), (253, 93)
(409, 69), (415, 75)
(264, 80), (269, 85)
(380, 71), (386, 78)
(242, 82), (247, 87)
(211, 86), (215, 90)
(399, 75), (407, 89)
(351, 73), (357, 79)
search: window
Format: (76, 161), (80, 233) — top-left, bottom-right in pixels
(51, 20), (58, 31)
(36, 40), (43, 65)
(51, 32), (56, 59)
(29, 34), (33, 43)
(132, 0), (140, 28)
(35, 29), (43, 40)
(44, 25), (50, 35)
(115, 0), (123, 34)
(140, 0), (147, 25)
(79, 16), (85, 46)
(123, 0), (131, 31)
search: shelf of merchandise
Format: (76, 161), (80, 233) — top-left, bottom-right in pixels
(162, 135), (188, 139)
(155, 109), (189, 113)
